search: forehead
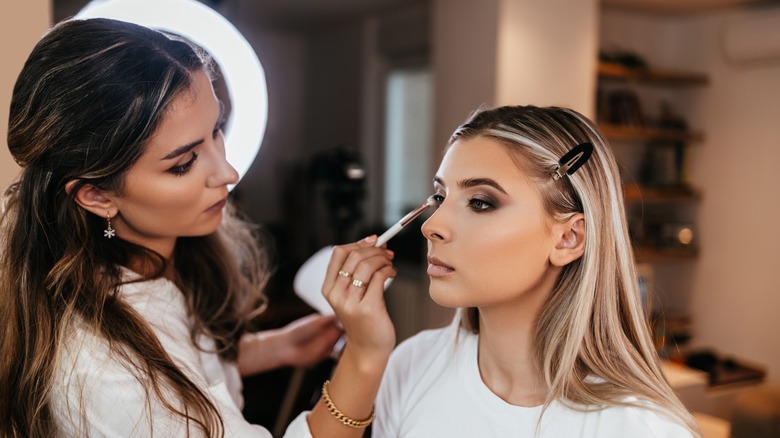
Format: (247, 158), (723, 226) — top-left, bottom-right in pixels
(144, 71), (217, 155)
(437, 136), (528, 181)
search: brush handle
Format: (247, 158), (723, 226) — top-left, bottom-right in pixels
(375, 222), (404, 247)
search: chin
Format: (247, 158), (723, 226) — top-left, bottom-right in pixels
(183, 222), (221, 238)
(428, 284), (466, 309)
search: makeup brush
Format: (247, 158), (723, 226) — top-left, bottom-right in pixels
(375, 195), (437, 247)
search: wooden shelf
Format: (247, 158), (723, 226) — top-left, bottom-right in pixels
(598, 59), (708, 264)
(623, 185), (702, 203)
(597, 62), (709, 86)
(634, 246), (699, 262)
(600, 123), (705, 143)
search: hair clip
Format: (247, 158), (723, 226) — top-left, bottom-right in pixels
(552, 142), (593, 180)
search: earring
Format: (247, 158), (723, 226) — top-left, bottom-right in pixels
(103, 212), (116, 239)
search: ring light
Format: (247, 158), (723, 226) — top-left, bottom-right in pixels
(76, 0), (267, 187)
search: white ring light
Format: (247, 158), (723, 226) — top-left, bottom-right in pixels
(76, 0), (267, 187)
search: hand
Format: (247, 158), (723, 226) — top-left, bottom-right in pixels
(322, 235), (397, 366)
(276, 313), (343, 368)
(237, 314), (342, 376)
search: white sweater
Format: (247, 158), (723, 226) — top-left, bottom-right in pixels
(374, 323), (694, 438)
(51, 272), (311, 437)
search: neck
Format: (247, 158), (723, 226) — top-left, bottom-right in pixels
(476, 267), (560, 407)
(126, 244), (176, 280)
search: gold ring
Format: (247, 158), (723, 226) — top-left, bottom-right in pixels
(338, 270), (351, 278)
(351, 278), (365, 288)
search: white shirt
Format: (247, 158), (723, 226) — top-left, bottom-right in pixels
(51, 271), (311, 437)
(374, 323), (694, 438)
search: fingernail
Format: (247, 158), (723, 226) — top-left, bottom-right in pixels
(361, 235), (377, 245)
(386, 250), (394, 258)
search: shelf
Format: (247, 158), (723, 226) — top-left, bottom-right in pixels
(634, 246), (699, 262)
(623, 185), (702, 203)
(597, 59), (707, 264)
(600, 123), (704, 143)
(597, 62), (709, 86)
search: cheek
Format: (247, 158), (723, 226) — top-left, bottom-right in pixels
(121, 177), (205, 225)
(468, 220), (552, 294)
(130, 174), (203, 209)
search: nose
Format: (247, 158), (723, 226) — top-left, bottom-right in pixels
(207, 150), (240, 188)
(421, 204), (449, 242)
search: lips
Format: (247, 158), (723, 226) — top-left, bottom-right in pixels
(206, 198), (227, 213)
(427, 256), (454, 277)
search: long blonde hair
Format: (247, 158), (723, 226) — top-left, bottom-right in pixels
(0, 19), (270, 437)
(452, 105), (700, 435)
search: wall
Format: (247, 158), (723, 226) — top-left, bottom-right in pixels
(495, 0), (598, 117)
(431, 0), (500, 153)
(601, 6), (780, 383)
(0, 0), (51, 189)
(432, 0), (598, 156)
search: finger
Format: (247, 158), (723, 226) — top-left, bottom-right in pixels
(322, 235), (377, 294)
(360, 265), (397, 308)
(331, 246), (393, 296)
(344, 253), (394, 300)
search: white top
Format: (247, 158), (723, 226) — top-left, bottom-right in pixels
(374, 323), (694, 438)
(51, 271), (311, 437)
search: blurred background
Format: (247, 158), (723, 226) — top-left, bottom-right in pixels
(2, 0), (780, 435)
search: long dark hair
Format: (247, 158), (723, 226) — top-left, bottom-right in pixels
(0, 18), (269, 437)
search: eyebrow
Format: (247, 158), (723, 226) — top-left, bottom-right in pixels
(160, 101), (225, 161)
(161, 140), (203, 161)
(433, 176), (508, 195)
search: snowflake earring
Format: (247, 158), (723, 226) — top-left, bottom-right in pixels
(104, 212), (116, 239)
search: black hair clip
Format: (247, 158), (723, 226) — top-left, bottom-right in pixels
(552, 142), (593, 180)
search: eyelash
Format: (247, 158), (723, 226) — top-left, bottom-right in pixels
(165, 119), (223, 176)
(168, 151), (198, 176)
(468, 197), (495, 212)
(430, 193), (496, 212)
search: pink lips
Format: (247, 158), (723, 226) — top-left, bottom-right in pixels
(206, 198), (227, 213)
(427, 256), (454, 277)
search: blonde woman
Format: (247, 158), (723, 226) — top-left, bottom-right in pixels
(374, 105), (701, 437)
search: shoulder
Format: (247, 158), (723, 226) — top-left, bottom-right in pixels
(393, 324), (456, 355)
(617, 399), (695, 438)
(375, 323), (468, 436)
(387, 323), (467, 373)
(379, 322), (474, 406)
(545, 398), (695, 438)
(51, 317), (156, 435)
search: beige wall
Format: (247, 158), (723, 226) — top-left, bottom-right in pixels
(0, 1), (51, 189)
(432, 0), (599, 153)
(431, 0), (500, 154)
(495, 0), (598, 116)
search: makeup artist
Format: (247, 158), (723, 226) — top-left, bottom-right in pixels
(0, 18), (395, 437)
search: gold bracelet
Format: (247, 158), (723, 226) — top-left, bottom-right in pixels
(320, 380), (375, 429)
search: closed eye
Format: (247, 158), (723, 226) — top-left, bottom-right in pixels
(168, 151), (198, 176)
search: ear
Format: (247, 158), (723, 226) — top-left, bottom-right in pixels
(65, 180), (118, 218)
(550, 213), (586, 267)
